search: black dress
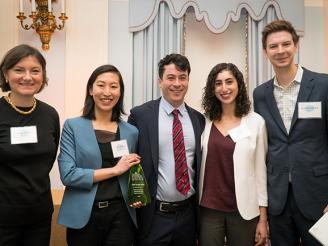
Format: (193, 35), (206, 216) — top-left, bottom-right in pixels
(0, 96), (60, 226)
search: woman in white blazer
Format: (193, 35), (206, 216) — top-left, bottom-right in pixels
(199, 63), (268, 246)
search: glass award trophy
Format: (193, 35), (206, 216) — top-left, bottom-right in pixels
(128, 163), (151, 206)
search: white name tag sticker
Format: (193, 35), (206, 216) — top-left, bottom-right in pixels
(111, 139), (129, 158)
(298, 102), (321, 119)
(10, 126), (38, 144)
(228, 124), (251, 143)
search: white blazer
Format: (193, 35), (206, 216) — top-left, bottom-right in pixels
(199, 111), (268, 220)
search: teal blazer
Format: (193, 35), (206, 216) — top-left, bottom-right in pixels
(57, 117), (138, 229)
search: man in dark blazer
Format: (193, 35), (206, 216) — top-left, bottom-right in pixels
(253, 20), (328, 246)
(128, 53), (205, 246)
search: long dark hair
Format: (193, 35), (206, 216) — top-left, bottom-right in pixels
(0, 44), (47, 92)
(82, 64), (125, 121)
(202, 63), (250, 121)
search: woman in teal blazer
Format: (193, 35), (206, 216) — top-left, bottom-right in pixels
(57, 65), (141, 246)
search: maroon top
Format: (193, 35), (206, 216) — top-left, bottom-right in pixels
(200, 124), (238, 212)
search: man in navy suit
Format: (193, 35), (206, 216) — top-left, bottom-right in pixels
(128, 53), (205, 246)
(253, 20), (328, 246)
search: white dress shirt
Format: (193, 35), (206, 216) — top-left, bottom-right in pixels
(157, 97), (196, 202)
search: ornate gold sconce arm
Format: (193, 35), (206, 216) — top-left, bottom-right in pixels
(17, 0), (68, 51)
(57, 13), (68, 30)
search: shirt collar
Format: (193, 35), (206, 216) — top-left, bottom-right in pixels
(274, 64), (303, 87)
(160, 97), (186, 116)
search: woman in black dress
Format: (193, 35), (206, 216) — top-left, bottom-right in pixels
(0, 44), (60, 246)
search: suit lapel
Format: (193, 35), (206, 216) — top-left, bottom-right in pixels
(187, 105), (201, 148)
(186, 104), (202, 184)
(264, 80), (288, 135)
(148, 100), (160, 172)
(289, 69), (314, 132)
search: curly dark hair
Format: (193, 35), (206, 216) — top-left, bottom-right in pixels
(202, 63), (250, 121)
(82, 64), (125, 122)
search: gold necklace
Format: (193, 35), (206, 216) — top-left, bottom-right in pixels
(4, 94), (37, 115)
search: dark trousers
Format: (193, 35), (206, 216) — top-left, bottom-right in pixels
(67, 199), (135, 246)
(199, 206), (258, 246)
(0, 217), (51, 246)
(269, 185), (322, 246)
(135, 200), (196, 246)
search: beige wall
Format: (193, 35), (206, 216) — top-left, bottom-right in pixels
(303, 0), (328, 71)
(302, 0), (325, 72)
(0, 0), (19, 98)
(65, 0), (109, 118)
(0, 1), (18, 59)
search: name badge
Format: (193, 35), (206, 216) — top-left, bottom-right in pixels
(298, 102), (321, 119)
(228, 124), (251, 143)
(10, 126), (38, 144)
(111, 139), (130, 158)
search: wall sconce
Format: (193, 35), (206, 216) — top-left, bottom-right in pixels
(17, 0), (68, 51)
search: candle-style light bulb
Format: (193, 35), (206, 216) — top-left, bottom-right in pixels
(61, 0), (65, 13)
(19, 0), (23, 13)
(48, 0), (52, 12)
(31, 0), (36, 12)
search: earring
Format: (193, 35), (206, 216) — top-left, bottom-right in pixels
(5, 79), (9, 83)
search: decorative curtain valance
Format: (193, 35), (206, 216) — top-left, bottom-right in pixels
(129, 0), (304, 35)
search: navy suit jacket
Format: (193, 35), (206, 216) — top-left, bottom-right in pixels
(57, 117), (138, 229)
(253, 68), (328, 220)
(128, 98), (205, 236)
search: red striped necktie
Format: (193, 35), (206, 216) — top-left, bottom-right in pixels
(172, 109), (190, 196)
